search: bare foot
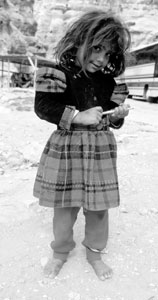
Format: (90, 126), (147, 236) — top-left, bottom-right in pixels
(88, 259), (113, 281)
(43, 258), (66, 278)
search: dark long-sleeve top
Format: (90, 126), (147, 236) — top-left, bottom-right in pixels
(34, 63), (126, 130)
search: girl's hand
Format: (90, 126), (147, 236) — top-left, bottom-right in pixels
(72, 106), (103, 125)
(109, 104), (130, 122)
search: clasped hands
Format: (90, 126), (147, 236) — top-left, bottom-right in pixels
(72, 104), (130, 126)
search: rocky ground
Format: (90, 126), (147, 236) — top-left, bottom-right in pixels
(0, 88), (158, 300)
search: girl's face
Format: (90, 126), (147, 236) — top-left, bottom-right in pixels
(76, 43), (112, 73)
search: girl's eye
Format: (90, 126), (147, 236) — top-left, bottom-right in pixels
(92, 46), (112, 58)
(105, 52), (111, 58)
(93, 46), (102, 53)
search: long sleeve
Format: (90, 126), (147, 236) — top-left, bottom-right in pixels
(34, 66), (76, 130)
(109, 82), (129, 129)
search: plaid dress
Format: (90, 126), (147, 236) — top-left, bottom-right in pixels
(33, 65), (126, 211)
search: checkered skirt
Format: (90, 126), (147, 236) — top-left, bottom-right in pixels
(33, 127), (120, 211)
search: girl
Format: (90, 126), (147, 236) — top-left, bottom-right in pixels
(33, 9), (131, 281)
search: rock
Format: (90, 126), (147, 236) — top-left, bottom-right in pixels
(120, 207), (128, 213)
(68, 292), (81, 300)
(40, 257), (49, 268)
(139, 209), (148, 216)
(2, 0), (158, 56)
(150, 208), (158, 214)
(21, 142), (41, 164)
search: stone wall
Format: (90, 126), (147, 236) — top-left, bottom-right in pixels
(0, 0), (158, 56)
(33, 0), (158, 58)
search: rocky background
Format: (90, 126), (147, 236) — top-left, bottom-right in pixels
(0, 0), (158, 59)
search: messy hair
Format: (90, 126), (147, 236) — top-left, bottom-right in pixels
(54, 9), (131, 77)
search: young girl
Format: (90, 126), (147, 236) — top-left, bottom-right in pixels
(33, 9), (131, 281)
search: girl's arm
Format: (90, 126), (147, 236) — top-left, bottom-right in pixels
(34, 67), (76, 130)
(109, 82), (129, 129)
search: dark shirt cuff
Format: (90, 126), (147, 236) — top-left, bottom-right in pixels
(110, 118), (124, 129)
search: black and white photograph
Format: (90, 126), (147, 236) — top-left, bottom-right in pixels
(0, 0), (158, 299)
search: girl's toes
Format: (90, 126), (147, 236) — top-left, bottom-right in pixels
(43, 258), (65, 277)
(89, 259), (113, 281)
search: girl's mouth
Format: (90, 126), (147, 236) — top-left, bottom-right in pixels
(91, 63), (102, 70)
(86, 61), (103, 72)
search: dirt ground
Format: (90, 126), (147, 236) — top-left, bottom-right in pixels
(0, 88), (158, 300)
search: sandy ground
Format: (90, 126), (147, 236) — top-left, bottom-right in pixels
(0, 88), (158, 300)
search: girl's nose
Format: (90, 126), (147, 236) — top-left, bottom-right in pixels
(97, 52), (105, 62)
